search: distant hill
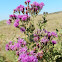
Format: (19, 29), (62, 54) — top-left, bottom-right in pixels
(49, 11), (62, 14)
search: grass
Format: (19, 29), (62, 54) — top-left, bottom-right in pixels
(0, 11), (62, 62)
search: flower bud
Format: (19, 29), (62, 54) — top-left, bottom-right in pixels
(25, 1), (27, 5)
(16, 51), (19, 56)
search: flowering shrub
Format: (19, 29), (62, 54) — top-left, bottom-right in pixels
(6, 0), (59, 62)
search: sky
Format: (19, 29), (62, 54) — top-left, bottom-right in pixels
(0, 0), (62, 21)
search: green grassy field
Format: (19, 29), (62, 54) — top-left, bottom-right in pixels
(0, 11), (62, 62)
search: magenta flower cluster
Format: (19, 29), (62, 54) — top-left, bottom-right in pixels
(7, 14), (30, 33)
(18, 14), (30, 21)
(5, 38), (39, 62)
(7, 14), (30, 23)
(25, 1), (44, 15)
(20, 27), (26, 32)
(33, 29), (42, 42)
(31, 1), (44, 10)
(25, 0), (44, 15)
(14, 20), (19, 27)
(7, 0), (44, 34)
(33, 29), (57, 45)
(9, 14), (17, 19)
(52, 40), (56, 45)
(47, 32), (58, 37)
(41, 30), (57, 45)
(41, 37), (49, 43)
(18, 53), (38, 62)
(14, 5), (24, 12)
(7, 19), (12, 25)
(25, 0), (31, 3)
(5, 38), (26, 51)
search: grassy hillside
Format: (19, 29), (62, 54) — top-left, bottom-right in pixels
(0, 11), (62, 62)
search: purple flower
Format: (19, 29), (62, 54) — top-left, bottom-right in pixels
(33, 2), (40, 7)
(33, 37), (39, 42)
(14, 22), (19, 27)
(9, 45), (13, 50)
(37, 29), (41, 35)
(12, 43), (21, 50)
(18, 14), (30, 21)
(15, 19), (20, 23)
(40, 2), (44, 6)
(9, 14), (17, 19)
(9, 15), (13, 18)
(30, 1), (44, 13)
(7, 19), (11, 25)
(39, 5), (43, 9)
(30, 50), (34, 55)
(36, 2), (39, 6)
(14, 9), (17, 12)
(43, 29), (47, 32)
(41, 37), (49, 43)
(20, 5), (24, 8)
(29, 55), (38, 62)
(22, 41), (26, 46)
(31, 4), (34, 7)
(13, 14), (17, 19)
(18, 38), (26, 46)
(15, 43), (21, 48)
(20, 27), (26, 32)
(35, 7), (38, 11)
(9, 41), (12, 45)
(52, 40), (56, 45)
(34, 29), (42, 36)
(20, 47), (27, 53)
(33, 2), (37, 6)
(35, 2), (39, 6)
(27, 0), (31, 3)
(51, 32), (58, 37)
(18, 38), (24, 44)
(22, 16), (27, 21)
(18, 15), (23, 19)
(7, 20), (11, 25)
(16, 6), (20, 10)
(48, 32), (51, 37)
(33, 34), (38, 37)
(18, 53), (27, 62)
(10, 45), (15, 50)
(18, 53), (38, 62)
(16, 51), (19, 56)
(5, 44), (9, 51)
(15, 5), (24, 12)
(20, 8), (23, 11)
